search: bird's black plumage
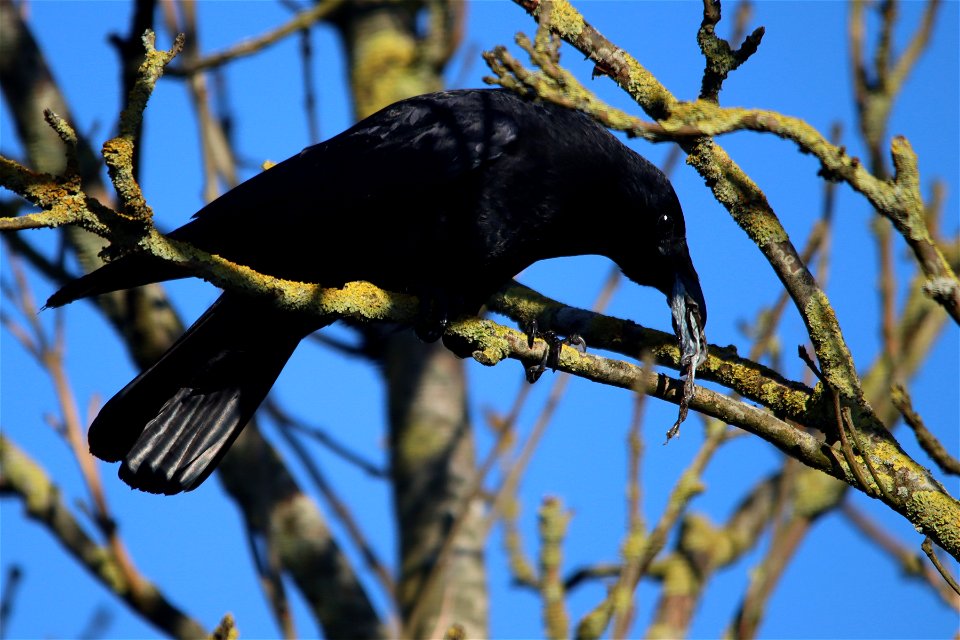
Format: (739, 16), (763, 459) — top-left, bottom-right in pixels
(48, 89), (707, 494)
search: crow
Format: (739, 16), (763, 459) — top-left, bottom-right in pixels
(47, 89), (708, 494)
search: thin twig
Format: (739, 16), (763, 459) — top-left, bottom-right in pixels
(269, 410), (397, 605)
(610, 356), (653, 639)
(483, 266), (621, 538)
(730, 516), (810, 639)
(264, 399), (387, 478)
(842, 406), (896, 504)
(579, 421), (726, 640)
(298, 27), (320, 144)
(2, 253), (145, 596)
(0, 565), (23, 640)
(406, 266), (621, 637)
(168, 0), (344, 76)
(486, 4), (960, 324)
(0, 436), (207, 639)
(842, 503), (960, 609)
(243, 526), (296, 639)
(922, 538), (960, 597)
(798, 346), (872, 495)
(891, 384), (960, 475)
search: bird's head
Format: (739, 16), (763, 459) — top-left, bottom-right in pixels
(615, 184), (708, 371)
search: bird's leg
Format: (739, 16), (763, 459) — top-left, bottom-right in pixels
(522, 318), (540, 349)
(414, 289), (449, 343)
(523, 321), (587, 383)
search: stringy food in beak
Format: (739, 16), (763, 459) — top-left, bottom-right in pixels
(666, 280), (708, 441)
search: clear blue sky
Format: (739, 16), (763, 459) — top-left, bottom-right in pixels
(2, 1), (958, 639)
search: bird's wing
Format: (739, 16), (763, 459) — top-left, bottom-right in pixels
(185, 90), (524, 226)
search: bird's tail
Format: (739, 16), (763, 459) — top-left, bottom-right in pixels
(45, 253), (186, 308)
(89, 294), (314, 494)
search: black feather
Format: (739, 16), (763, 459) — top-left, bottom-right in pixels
(89, 295), (318, 494)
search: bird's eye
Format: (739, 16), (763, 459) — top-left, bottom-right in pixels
(657, 213), (673, 232)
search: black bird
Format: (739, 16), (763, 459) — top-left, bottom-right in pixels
(47, 89), (707, 494)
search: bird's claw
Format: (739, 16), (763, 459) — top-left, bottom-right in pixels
(524, 324), (587, 383)
(565, 334), (587, 354)
(415, 294), (449, 343)
(522, 318), (539, 349)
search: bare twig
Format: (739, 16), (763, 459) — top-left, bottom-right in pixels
(563, 564), (621, 592)
(297, 27), (320, 144)
(580, 421), (726, 640)
(161, 2), (237, 202)
(269, 408), (398, 606)
(697, 0), (765, 101)
(842, 503), (960, 609)
(2, 254), (145, 597)
(407, 265), (621, 636)
(488, 1), (959, 324)
(798, 346), (877, 496)
(922, 538), (960, 597)
(243, 526), (296, 639)
(729, 515), (810, 639)
(609, 356), (653, 639)
(486, 0), (960, 547)
(484, 266), (621, 538)
(264, 400), (386, 478)
(168, 0), (344, 76)
(0, 565), (22, 640)
(891, 384), (960, 476)
(0, 436), (207, 639)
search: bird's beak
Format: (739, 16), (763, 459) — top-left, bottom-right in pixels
(669, 271), (707, 370)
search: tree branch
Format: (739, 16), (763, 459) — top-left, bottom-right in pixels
(498, 0), (958, 560)
(0, 435), (207, 639)
(484, 19), (959, 325)
(167, 0), (344, 76)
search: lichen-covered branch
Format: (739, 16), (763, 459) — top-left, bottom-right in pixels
(485, 13), (959, 325)
(6, 131), (957, 556)
(2, 23), (386, 638)
(107, 31), (182, 222)
(498, 0), (958, 560)
(538, 498), (571, 640)
(0, 435), (207, 640)
(439, 312), (958, 561)
(696, 0), (765, 102)
(488, 282), (820, 425)
(330, 6), (487, 639)
(646, 471), (787, 638)
(3, 1), (957, 576)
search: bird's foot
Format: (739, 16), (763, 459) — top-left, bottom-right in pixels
(523, 319), (586, 383)
(415, 292), (449, 343)
(415, 312), (448, 343)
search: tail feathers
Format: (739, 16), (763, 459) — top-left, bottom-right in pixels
(118, 360), (283, 494)
(46, 254), (184, 308)
(89, 294), (313, 494)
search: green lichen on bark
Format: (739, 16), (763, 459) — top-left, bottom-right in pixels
(906, 490), (960, 557)
(803, 290), (860, 397)
(534, 0), (584, 40)
(683, 138), (786, 248)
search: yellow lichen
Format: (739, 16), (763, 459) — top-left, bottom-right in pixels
(803, 290), (858, 397)
(906, 490), (960, 550)
(543, 0), (585, 39)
